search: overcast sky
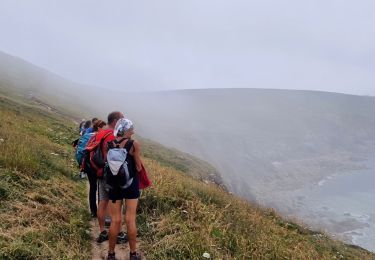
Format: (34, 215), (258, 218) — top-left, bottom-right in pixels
(0, 0), (374, 95)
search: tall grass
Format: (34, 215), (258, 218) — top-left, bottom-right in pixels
(0, 96), (91, 259)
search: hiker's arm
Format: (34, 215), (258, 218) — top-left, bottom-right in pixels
(133, 141), (142, 172)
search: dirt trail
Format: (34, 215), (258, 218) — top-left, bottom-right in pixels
(90, 218), (144, 260)
(86, 180), (144, 260)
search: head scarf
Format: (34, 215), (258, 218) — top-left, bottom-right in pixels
(114, 118), (134, 137)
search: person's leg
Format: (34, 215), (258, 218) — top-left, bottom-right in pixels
(108, 200), (122, 253)
(97, 179), (109, 232)
(125, 199), (138, 253)
(87, 171), (97, 216)
(98, 200), (109, 232)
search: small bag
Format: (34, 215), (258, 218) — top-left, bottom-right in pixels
(139, 164), (151, 189)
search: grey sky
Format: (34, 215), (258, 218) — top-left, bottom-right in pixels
(0, 0), (374, 95)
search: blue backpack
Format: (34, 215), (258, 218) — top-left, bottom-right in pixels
(75, 133), (95, 165)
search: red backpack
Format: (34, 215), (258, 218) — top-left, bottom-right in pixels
(85, 130), (113, 178)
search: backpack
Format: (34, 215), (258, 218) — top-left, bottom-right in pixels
(80, 134), (96, 173)
(85, 130), (112, 178)
(105, 139), (135, 193)
(75, 132), (95, 165)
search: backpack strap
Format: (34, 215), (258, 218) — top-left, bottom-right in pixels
(124, 139), (134, 152)
(113, 138), (128, 148)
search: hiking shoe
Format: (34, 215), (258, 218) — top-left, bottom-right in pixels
(107, 252), (116, 260)
(116, 231), (128, 244)
(96, 230), (108, 244)
(129, 252), (141, 260)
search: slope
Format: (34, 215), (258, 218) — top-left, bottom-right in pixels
(0, 95), (91, 258)
(0, 89), (373, 259)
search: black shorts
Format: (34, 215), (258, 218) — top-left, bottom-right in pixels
(108, 175), (140, 202)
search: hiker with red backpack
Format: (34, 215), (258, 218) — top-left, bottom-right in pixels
(84, 111), (127, 244)
(106, 118), (143, 260)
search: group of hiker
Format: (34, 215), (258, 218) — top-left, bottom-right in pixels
(74, 111), (149, 260)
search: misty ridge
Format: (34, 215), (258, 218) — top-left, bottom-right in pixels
(2, 50), (375, 250)
(0, 51), (101, 116)
(2, 49), (375, 204)
(119, 90), (375, 204)
(2, 49), (375, 208)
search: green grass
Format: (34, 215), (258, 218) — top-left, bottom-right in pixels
(0, 95), (91, 259)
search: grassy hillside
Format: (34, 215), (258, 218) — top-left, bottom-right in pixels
(0, 95), (91, 259)
(0, 94), (374, 259)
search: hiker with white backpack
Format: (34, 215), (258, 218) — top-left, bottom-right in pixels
(84, 112), (127, 244)
(106, 118), (142, 260)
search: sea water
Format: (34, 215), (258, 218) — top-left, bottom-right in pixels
(290, 158), (375, 252)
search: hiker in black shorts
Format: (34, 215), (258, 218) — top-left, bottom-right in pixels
(91, 112), (126, 244)
(106, 118), (142, 260)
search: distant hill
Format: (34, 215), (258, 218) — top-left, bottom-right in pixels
(117, 89), (375, 251)
(0, 50), (97, 118)
(118, 89), (375, 200)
